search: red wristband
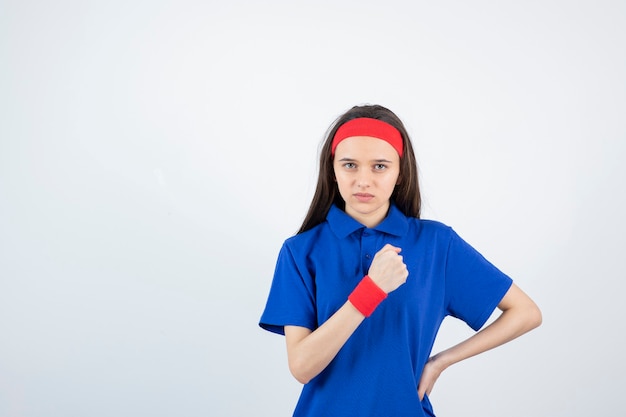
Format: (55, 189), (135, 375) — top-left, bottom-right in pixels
(348, 275), (387, 317)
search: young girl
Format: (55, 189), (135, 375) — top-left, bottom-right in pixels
(259, 104), (541, 417)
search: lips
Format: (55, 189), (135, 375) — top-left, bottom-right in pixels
(354, 193), (374, 202)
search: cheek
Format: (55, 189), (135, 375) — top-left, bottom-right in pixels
(334, 173), (352, 191)
(383, 173), (401, 191)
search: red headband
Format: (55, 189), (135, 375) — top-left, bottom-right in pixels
(331, 118), (404, 157)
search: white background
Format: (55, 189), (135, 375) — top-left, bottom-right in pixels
(1, 1), (625, 416)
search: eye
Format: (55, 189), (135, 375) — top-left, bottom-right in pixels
(373, 164), (387, 171)
(343, 162), (357, 169)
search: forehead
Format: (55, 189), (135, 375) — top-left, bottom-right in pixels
(333, 136), (399, 160)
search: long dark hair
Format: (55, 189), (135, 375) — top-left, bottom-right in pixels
(298, 104), (421, 234)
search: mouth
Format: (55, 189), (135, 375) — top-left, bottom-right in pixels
(354, 193), (374, 202)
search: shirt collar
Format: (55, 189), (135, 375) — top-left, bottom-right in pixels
(326, 203), (409, 239)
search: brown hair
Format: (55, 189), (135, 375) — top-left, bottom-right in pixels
(298, 104), (421, 234)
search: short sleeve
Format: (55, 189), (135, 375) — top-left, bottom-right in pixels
(444, 229), (513, 331)
(259, 242), (318, 335)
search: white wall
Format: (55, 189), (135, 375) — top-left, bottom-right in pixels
(1, 1), (624, 416)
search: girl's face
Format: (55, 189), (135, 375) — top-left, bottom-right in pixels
(333, 136), (401, 228)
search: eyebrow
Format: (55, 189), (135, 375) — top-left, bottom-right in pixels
(337, 157), (394, 163)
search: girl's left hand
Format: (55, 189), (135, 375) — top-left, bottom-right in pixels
(417, 355), (445, 401)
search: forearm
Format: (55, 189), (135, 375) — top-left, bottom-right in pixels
(435, 306), (540, 371)
(286, 249), (407, 384)
(432, 284), (542, 372)
(286, 301), (365, 384)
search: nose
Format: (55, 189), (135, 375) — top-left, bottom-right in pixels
(357, 169), (371, 188)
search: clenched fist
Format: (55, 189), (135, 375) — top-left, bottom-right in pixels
(367, 244), (409, 294)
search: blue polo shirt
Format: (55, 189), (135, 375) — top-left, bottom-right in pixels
(260, 204), (512, 417)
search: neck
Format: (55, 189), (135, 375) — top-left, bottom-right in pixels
(346, 202), (390, 228)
